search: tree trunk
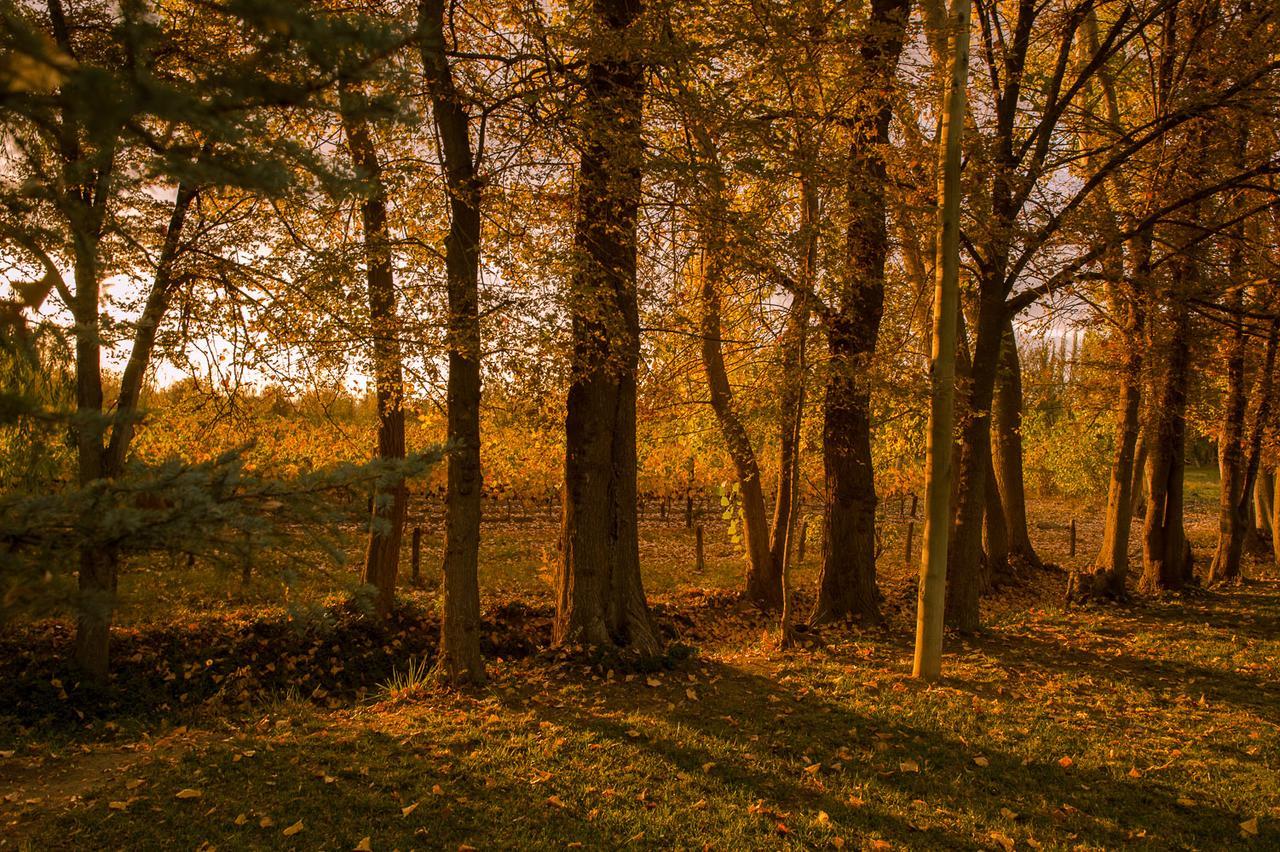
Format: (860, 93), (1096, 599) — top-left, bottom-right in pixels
(990, 317), (1038, 569)
(421, 0), (485, 682)
(341, 89), (408, 620)
(555, 0), (659, 655)
(1208, 290), (1249, 584)
(1141, 298), (1193, 593)
(1088, 296), (1145, 597)
(811, 0), (908, 626)
(697, 242), (775, 608)
(982, 446), (1010, 589)
(1212, 314), (1278, 583)
(768, 177), (816, 605)
(913, 0), (969, 681)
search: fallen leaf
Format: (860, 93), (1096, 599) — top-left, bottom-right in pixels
(1240, 817), (1259, 837)
(354, 837), (373, 851)
(233, 813), (247, 826)
(1058, 756), (1074, 769)
(282, 820), (303, 837)
(991, 831), (1015, 852)
(175, 788), (203, 800)
(259, 816), (274, 828)
(547, 795), (566, 809)
(973, 756), (990, 767)
(899, 759), (920, 773)
(108, 801), (127, 811)
(401, 802), (419, 817)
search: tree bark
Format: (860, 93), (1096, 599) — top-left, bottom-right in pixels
(811, 0), (908, 626)
(340, 89), (408, 620)
(990, 317), (1038, 569)
(1140, 296), (1193, 593)
(913, 0), (969, 681)
(421, 0), (485, 682)
(555, 0), (659, 655)
(697, 244), (775, 608)
(1211, 314), (1278, 583)
(767, 177), (816, 605)
(1208, 290), (1249, 584)
(1088, 294), (1145, 597)
(982, 445), (1009, 589)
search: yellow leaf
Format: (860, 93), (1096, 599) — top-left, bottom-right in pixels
(108, 801), (127, 811)
(805, 763), (822, 775)
(1240, 817), (1259, 837)
(899, 759), (920, 773)
(1058, 756), (1074, 768)
(125, 779), (145, 791)
(354, 837), (373, 851)
(233, 813), (247, 826)
(259, 816), (274, 828)
(991, 831), (1015, 852)
(831, 838), (845, 849)
(402, 802), (419, 816)
(175, 788), (203, 800)
(547, 795), (567, 808)
(973, 756), (990, 767)
(815, 810), (830, 825)
(282, 820), (303, 837)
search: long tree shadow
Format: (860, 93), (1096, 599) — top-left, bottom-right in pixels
(501, 657), (1254, 850)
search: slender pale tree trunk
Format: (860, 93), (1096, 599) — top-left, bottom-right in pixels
(555, 0), (659, 655)
(913, 0), (969, 681)
(421, 0), (485, 682)
(811, 0), (908, 626)
(341, 90), (408, 620)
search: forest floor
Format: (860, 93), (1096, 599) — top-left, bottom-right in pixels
(1, 473), (1278, 850)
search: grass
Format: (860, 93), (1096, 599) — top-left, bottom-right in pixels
(1, 488), (1278, 850)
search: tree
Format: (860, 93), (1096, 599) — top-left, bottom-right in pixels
(420, 0), (486, 683)
(913, 0), (969, 681)
(555, 0), (660, 655)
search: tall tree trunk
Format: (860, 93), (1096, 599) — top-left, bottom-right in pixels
(421, 0), (485, 682)
(1089, 294), (1145, 596)
(341, 90), (407, 620)
(1141, 297), (1193, 593)
(990, 317), (1038, 569)
(811, 0), (908, 626)
(945, 283), (1004, 631)
(555, 0), (659, 655)
(1211, 314), (1278, 583)
(697, 231), (775, 608)
(913, 0), (969, 681)
(768, 177), (816, 600)
(1208, 290), (1249, 584)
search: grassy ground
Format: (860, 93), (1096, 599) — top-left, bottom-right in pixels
(2, 476), (1278, 850)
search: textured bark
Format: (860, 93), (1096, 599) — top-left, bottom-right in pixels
(1208, 290), (1249, 584)
(982, 445), (1010, 589)
(1140, 298), (1193, 593)
(341, 90), (408, 620)
(1089, 295), (1145, 597)
(555, 0), (659, 655)
(767, 178), (816, 606)
(990, 318), (1038, 568)
(697, 233), (775, 608)
(812, 0), (908, 626)
(1211, 314), (1278, 583)
(421, 0), (485, 682)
